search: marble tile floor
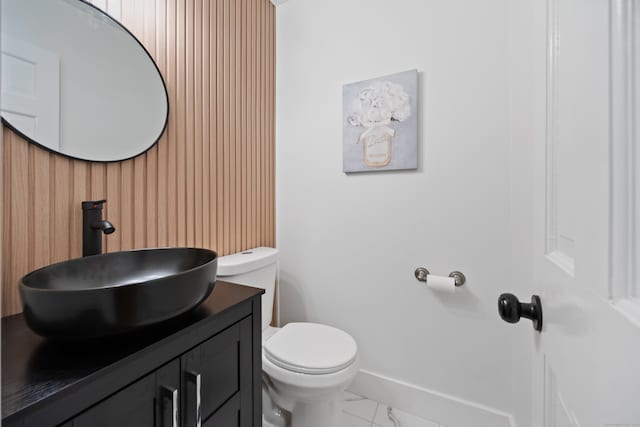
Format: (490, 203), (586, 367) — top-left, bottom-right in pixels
(342, 391), (441, 427)
(264, 390), (443, 427)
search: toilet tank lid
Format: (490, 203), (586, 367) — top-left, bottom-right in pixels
(217, 247), (278, 276)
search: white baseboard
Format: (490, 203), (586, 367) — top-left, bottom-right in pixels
(348, 369), (516, 427)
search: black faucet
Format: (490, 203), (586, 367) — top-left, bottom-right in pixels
(82, 200), (115, 257)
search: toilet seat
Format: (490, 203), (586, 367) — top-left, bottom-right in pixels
(263, 323), (357, 375)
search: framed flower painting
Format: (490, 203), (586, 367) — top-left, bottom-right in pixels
(342, 69), (418, 173)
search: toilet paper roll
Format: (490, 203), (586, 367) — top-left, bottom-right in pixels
(426, 275), (456, 293)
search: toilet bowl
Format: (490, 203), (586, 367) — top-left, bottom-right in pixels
(263, 323), (359, 427)
(217, 248), (359, 427)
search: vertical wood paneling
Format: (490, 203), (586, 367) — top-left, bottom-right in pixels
(202, 0), (211, 250)
(120, 161), (134, 250)
(8, 136), (28, 315)
(194, 0), (203, 249)
(70, 161), (88, 257)
(1, 0), (275, 316)
(234, 0), (242, 253)
(249, 0), (257, 249)
(176, 0), (187, 246)
(156, 0), (168, 248)
(132, 0), (147, 250)
(145, 0), (159, 249)
(222, 0), (230, 255)
(52, 157), (72, 263)
(258, 0), (264, 246)
(32, 148), (51, 269)
(241, 0), (247, 251)
(229, 0), (236, 254)
(215, 0), (224, 253)
(2, 138), (9, 309)
(269, 4), (275, 245)
(166, 0), (178, 247)
(105, 164), (121, 252)
(211, 0), (218, 250)
(185, 0), (195, 247)
(258, 0), (263, 245)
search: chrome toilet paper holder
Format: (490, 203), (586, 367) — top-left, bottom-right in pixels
(414, 268), (466, 287)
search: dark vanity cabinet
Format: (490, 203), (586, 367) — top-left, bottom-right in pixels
(2, 282), (263, 427)
(180, 318), (253, 426)
(67, 360), (180, 427)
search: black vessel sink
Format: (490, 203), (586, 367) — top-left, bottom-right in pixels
(20, 248), (217, 339)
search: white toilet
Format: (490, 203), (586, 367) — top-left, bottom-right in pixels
(217, 247), (359, 427)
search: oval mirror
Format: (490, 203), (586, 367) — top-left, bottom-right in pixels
(0, 0), (169, 162)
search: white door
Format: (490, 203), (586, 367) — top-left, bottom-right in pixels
(509, 0), (640, 425)
(1, 34), (59, 149)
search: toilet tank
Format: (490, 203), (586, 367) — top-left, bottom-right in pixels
(217, 247), (278, 331)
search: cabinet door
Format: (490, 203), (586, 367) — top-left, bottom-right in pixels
(156, 359), (181, 427)
(202, 394), (241, 427)
(181, 317), (253, 427)
(71, 359), (180, 427)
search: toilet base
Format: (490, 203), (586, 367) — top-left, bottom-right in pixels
(290, 398), (341, 427)
(263, 380), (290, 427)
(261, 326), (360, 427)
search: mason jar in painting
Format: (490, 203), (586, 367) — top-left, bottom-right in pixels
(360, 125), (395, 167)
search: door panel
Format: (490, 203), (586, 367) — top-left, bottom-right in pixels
(72, 374), (156, 427)
(0, 34), (59, 148)
(544, 364), (579, 427)
(203, 393), (241, 427)
(520, 0), (640, 425)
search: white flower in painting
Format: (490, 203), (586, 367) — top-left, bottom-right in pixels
(348, 81), (411, 128)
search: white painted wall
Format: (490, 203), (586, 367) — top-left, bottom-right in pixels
(276, 0), (532, 425)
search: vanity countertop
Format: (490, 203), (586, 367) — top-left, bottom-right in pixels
(1, 281), (264, 425)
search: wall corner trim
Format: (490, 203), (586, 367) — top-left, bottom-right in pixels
(349, 370), (516, 427)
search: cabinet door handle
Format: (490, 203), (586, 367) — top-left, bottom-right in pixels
(185, 371), (202, 427)
(160, 385), (179, 427)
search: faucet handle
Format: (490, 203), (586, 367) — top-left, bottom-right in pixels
(82, 200), (107, 210)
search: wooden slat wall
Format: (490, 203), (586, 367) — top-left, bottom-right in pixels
(1, 0), (275, 316)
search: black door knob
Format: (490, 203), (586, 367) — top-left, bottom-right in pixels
(498, 293), (543, 332)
